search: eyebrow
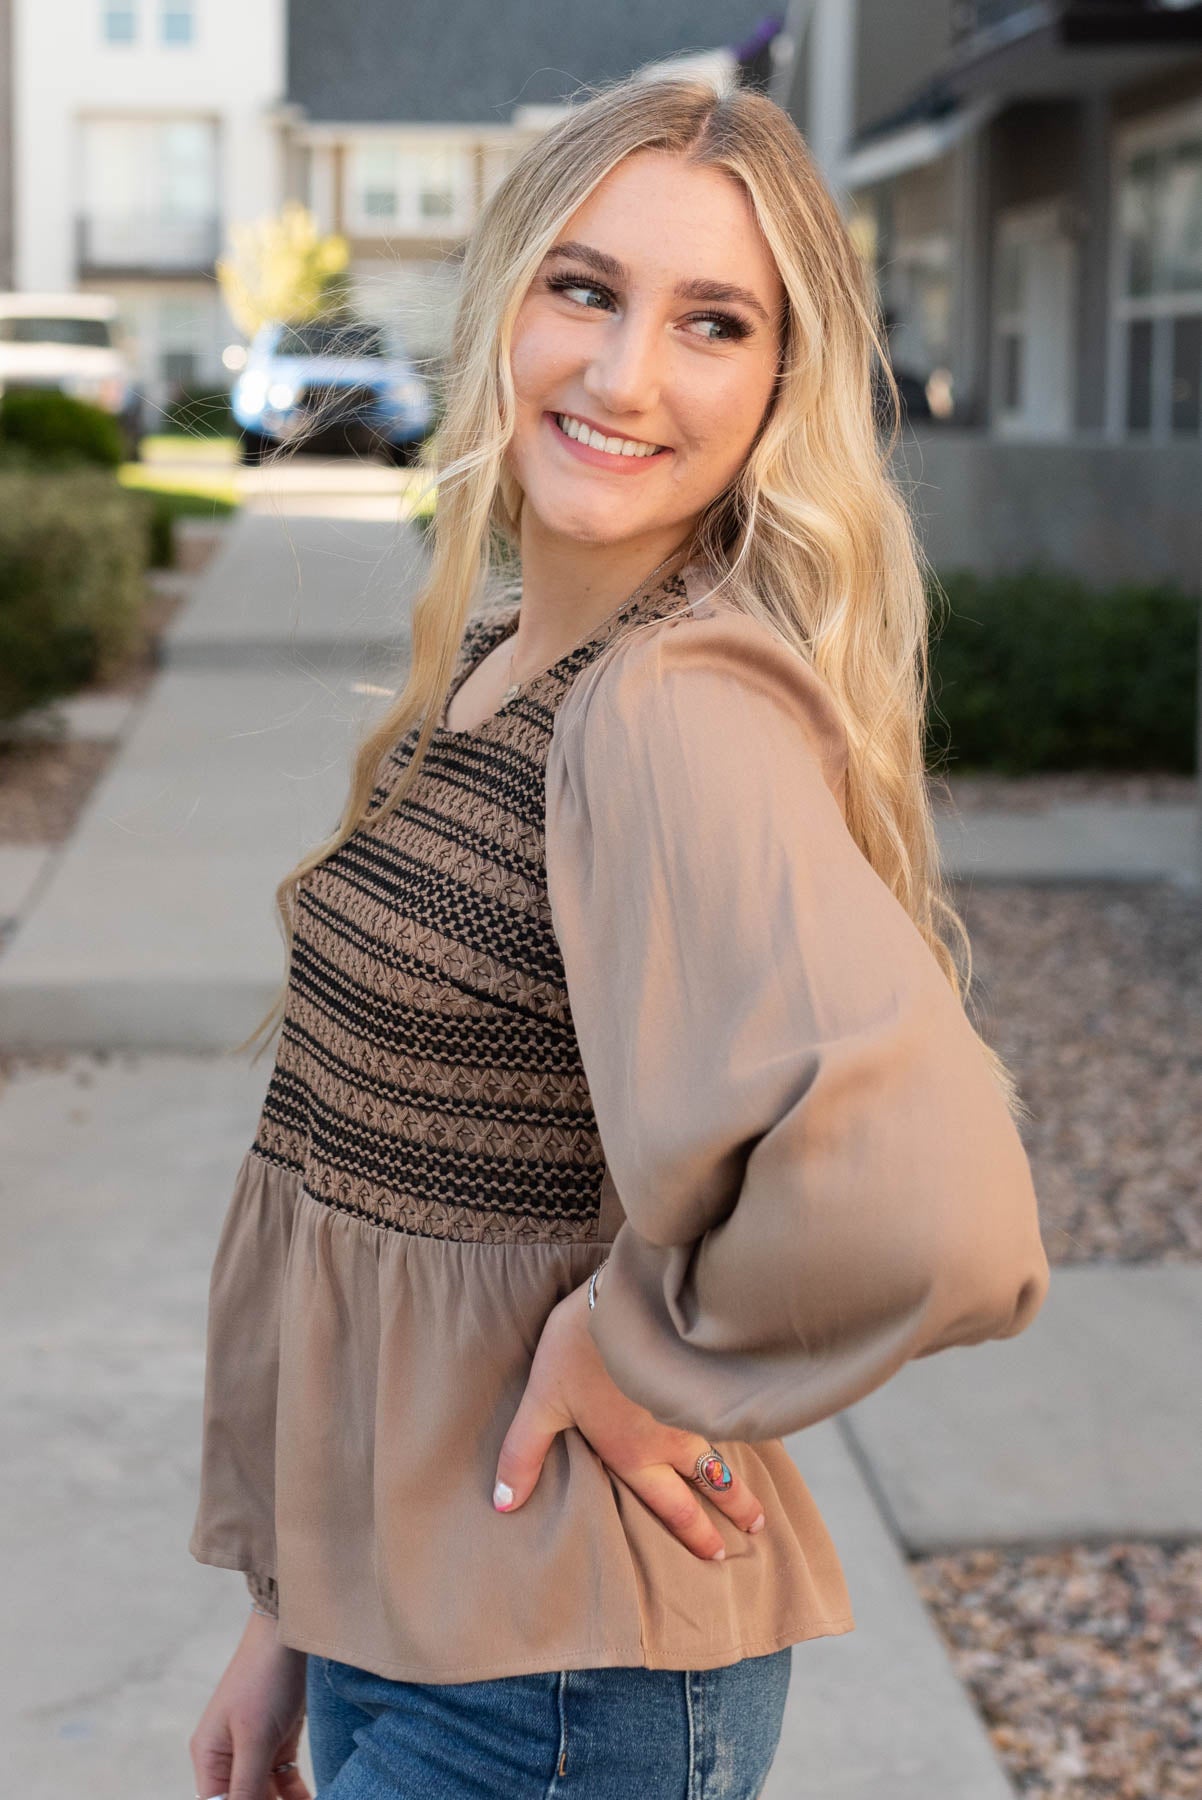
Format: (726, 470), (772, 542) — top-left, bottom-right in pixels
(543, 239), (773, 327)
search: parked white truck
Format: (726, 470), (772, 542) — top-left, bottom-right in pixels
(0, 292), (142, 456)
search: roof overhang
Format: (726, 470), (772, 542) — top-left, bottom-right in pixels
(945, 4), (1202, 100)
(840, 97), (1001, 190)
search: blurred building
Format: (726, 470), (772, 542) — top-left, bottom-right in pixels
(777, 0), (1202, 589)
(0, 0), (13, 290)
(278, 0), (788, 369)
(3, 0), (787, 411)
(10, 0), (285, 414)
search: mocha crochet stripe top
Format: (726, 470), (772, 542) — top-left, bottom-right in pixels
(187, 556), (1050, 1682)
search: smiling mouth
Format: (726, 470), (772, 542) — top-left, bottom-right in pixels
(552, 411), (668, 458)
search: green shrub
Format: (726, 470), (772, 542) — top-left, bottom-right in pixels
(0, 388), (124, 467)
(0, 471), (148, 722)
(131, 485), (239, 567)
(145, 493), (176, 569)
(927, 568), (1198, 774)
(162, 384), (236, 439)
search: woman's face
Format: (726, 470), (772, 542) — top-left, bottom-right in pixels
(506, 149), (785, 555)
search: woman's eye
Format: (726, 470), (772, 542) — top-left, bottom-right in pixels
(547, 275), (613, 310)
(688, 313), (750, 344)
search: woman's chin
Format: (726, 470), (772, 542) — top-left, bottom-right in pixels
(524, 498), (661, 551)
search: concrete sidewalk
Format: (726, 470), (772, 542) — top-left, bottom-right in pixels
(842, 1263), (1202, 1552)
(0, 1053), (1017, 1800)
(0, 665), (382, 1049)
(0, 1055), (271, 1800)
(167, 506), (423, 669)
(766, 1417), (1016, 1800)
(935, 798), (1198, 885)
(0, 501), (1196, 1052)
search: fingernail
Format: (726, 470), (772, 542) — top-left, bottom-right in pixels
(493, 1481), (514, 1510)
(710, 1546), (726, 1561)
(748, 1513), (766, 1534)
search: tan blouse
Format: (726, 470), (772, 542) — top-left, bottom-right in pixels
(188, 557), (1049, 1682)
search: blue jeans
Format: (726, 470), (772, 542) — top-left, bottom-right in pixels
(305, 1646), (793, 1799)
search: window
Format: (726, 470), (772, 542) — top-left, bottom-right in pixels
(1125, 317), (1154, 432)
(0, 316), (113, 347)
(161, 0), (193, 45)
(358, 147), (400, 221)
(103, 2), (138, 42)
(1171, 315), (1201, 432)
(1115, 117), (1202, 438)
(80, 118), (219, 268)
(348, 143), (473, 234)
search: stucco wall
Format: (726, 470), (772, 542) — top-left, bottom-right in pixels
(896, 431), (1202, 593)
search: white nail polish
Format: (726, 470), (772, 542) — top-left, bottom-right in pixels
(749, 1513), (766, 1533)
(493, 1481), (514, 1510)
(710, 1546), (726, 1561)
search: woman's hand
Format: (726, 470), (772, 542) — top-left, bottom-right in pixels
(189, 1610), (311, 1800)
(492, 1277), (767, 1561)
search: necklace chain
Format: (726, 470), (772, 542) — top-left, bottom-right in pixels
(500, 549), (686, 701)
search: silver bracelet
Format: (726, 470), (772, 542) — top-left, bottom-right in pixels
(587, 1258), (609, 1310)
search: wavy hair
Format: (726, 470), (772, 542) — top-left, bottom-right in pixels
(240, 73), (1024, 1118)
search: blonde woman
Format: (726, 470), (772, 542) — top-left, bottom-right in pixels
(188, 75), (1049, 1800)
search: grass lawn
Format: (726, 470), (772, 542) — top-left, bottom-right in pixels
(118, 460), (240, 514)
(124, 433), (440, 526)
(405, 474), (438, 526)
(137, 433), (240, 465)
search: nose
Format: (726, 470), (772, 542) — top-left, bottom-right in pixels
(580, 303), (663, 422)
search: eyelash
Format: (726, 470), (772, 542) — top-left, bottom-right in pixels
(543, 272), (752, 343)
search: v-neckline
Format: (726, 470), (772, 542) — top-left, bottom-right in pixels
(435, 561), (700, 740)
(435, 610), (522, 738)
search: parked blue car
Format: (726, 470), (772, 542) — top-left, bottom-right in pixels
(231, 317), (434, 464)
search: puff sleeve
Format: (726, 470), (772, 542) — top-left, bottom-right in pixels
(544, 606), (1050, 1443)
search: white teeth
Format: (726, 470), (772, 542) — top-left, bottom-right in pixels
(556, 414), (661, 458)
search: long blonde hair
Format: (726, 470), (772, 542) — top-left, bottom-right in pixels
(241, 74), (1024, 1118)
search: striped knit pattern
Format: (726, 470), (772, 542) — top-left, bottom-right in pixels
(250, 570), (690, 1244)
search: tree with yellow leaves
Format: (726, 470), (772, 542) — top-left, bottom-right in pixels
(217, 202), (352, 338)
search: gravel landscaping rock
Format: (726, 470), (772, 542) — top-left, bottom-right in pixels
(0, 556), (200, 851)
(952, 879), (1202, 1265)
(912, 1542), (1202, 1799)
(0, 740), (115, 844)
